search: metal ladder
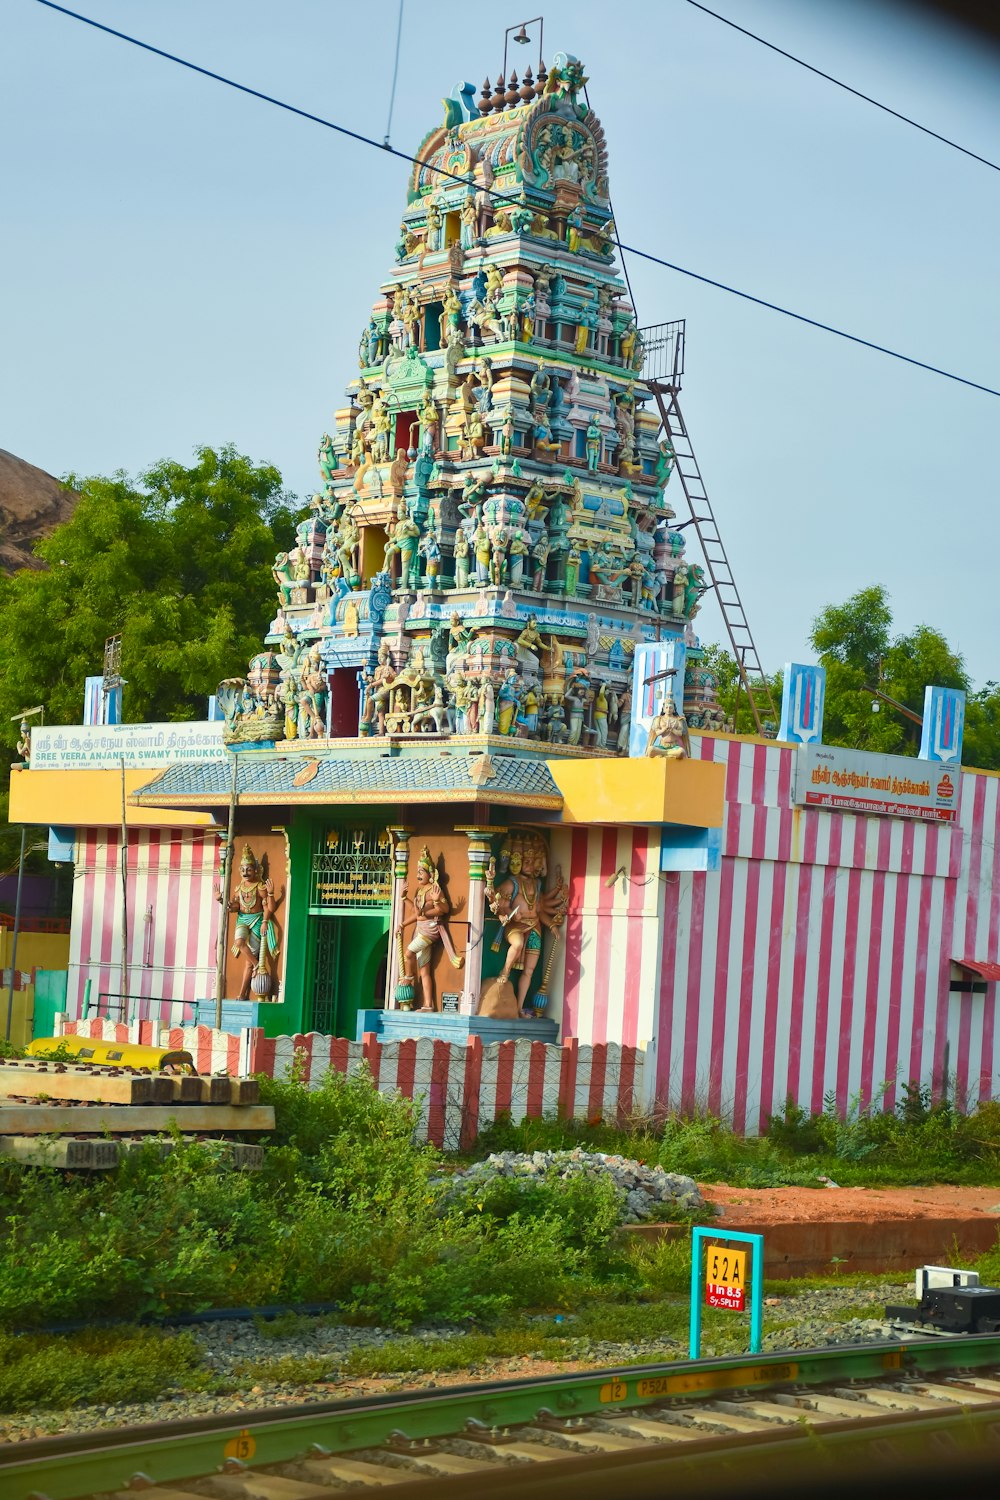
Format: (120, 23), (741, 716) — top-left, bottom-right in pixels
(641, 320), (778, 736)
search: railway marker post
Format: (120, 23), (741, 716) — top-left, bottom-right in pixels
(689, 1226), (764, 1359)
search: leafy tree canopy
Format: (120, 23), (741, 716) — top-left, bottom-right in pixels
(0, 445), (297, 745)
(704, 584), (1000, 770)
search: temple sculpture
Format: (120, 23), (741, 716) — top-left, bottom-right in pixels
(221, 50), (724, 755)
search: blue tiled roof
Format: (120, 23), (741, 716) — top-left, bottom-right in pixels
(133, 750), (562, 808)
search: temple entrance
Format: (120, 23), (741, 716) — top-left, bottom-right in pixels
(304, 824), (393, 1037)
(361, 524), (388, 583)
(306, 916), (389, 1036)
(328, 668), (360, 737)
(423, 303), (443, 352)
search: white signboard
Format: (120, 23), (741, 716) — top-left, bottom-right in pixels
(795, 743), (960, 824)
(29, 721), (227, 771)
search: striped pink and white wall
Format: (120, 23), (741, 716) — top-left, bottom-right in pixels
(250, 1032), (644, 1149)
(651, 734), (1000, 1129)
(54, 1017), (642, 1150)
(542, 824), (663, 1051)
(68, 829), (221, 1025)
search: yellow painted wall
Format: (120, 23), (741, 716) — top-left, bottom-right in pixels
(9, 768), (216, 829)
(548, 756), (725, 829)
(0, 929), (70, 1048)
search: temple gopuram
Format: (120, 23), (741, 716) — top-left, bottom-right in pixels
(15, 52), (729, 1048)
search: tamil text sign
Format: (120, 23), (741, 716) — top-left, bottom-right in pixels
(29, 721), (227, 770)
(796, 744), (959, 823)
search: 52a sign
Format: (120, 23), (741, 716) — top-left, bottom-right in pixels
(705, 1243), (747, 1312)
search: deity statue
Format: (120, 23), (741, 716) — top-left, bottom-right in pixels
(395, 511), (421, 591)
(474, 355), (494, 411)
(499, 409), (515, 457)
(425, 199), (444, 252)
(646, 695), (691, 759)
(317, 433), (338, 491)
(517, 684), (540, 737)
(685, 562), (708, 619)
(585, 416), (602, 472)
(672, 563), (689, 618)
(478, 675), (496, 735)
(529, 363), (551, 414)
(508, 528), (529, 586)
(336, 512), (360, 585)
(593, 683), (610, 748)
(531, 531), (550, 592)
(489, 524), (509, 586)
(418, 392), (439, 451)
(399, 845), (463, 1011)
(564, 676), (588, 747)
(484, 262), (504, 304)
(217, 844), (283, 1001)
(458, 470), (488, 520)
(496, 670), (521, 736)
(516, 612), (545, 656)
(297, 644), (329, 738)
(473, 521), (491, 584)
(453, 527), (471, 588)
(616, 686), (632, 752)
(388, 448), (409, 499)
(448, 667), (473, 733)
(460, 197), (478, 249)
(564, 541), (582, 597)
(485, 831), (569, 1018)
(418, 531), (441, 590)
(360, 641), (396, 735)
(447, 610), (473, 670)
(654, 437), (675, 490)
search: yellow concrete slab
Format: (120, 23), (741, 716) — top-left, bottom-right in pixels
(548, 755), (724, 829)
(9, 767), (216, 828)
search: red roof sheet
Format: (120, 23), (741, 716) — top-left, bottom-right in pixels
(956, 959), (1000, 982)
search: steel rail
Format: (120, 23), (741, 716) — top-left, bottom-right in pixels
(6, 1334), (1000, 1500)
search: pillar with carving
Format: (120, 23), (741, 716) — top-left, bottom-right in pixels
(386, 825), (414, 1007)
(456, 825), (500, 1015)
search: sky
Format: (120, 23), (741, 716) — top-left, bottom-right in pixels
(4, 0), (999, 685)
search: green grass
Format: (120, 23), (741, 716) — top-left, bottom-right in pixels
(0, 1327), (206, 1413)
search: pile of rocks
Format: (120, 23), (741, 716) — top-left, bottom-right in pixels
(439, 1150), (703, 1222)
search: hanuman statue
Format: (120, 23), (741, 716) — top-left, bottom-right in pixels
(217, 843), (283, 1000)
(399, 845), (464, 1011)
(486, 830), (568, 1017)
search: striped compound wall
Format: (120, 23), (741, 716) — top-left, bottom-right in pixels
(55, 1017), (643, 1150)
(67, 829), (221, 1025)
(654, 736), (1000, 1130)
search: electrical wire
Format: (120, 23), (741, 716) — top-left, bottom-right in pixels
(30, 0), (1000, 400)
(685, 0), (1000, 175)
(383, 0), (404, 148)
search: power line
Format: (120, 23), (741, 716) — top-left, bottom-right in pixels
(31, 0), (1000, 400)
(685, 0), (1000, 175)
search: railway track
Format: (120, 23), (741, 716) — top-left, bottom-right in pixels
(8, 1337), (1000, 1500)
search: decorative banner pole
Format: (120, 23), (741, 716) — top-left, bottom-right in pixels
(215, 753), (239, 1027)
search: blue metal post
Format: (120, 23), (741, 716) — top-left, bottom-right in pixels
(690, 1226), (765, 1360)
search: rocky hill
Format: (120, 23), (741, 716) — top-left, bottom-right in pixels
(0, 449), (79, 572)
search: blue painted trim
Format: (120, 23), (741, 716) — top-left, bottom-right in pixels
(689, 1225), (765, 1359)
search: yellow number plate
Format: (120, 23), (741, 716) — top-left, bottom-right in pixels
(705, 1243), (748, 1292)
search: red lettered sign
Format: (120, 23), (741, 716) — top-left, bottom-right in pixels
(704, 1245), (747, 1311)
(706, 1283), (746, 1311)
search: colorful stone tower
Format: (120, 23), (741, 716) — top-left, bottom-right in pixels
(207, 52), (727, 1034)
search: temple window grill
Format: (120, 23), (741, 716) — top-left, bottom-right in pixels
(309, 825), (393, 911)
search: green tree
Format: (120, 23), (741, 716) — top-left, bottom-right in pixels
(809, 585), (969, 755)
(696, 642), (781, 736)
(0, 445), (297, 740)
